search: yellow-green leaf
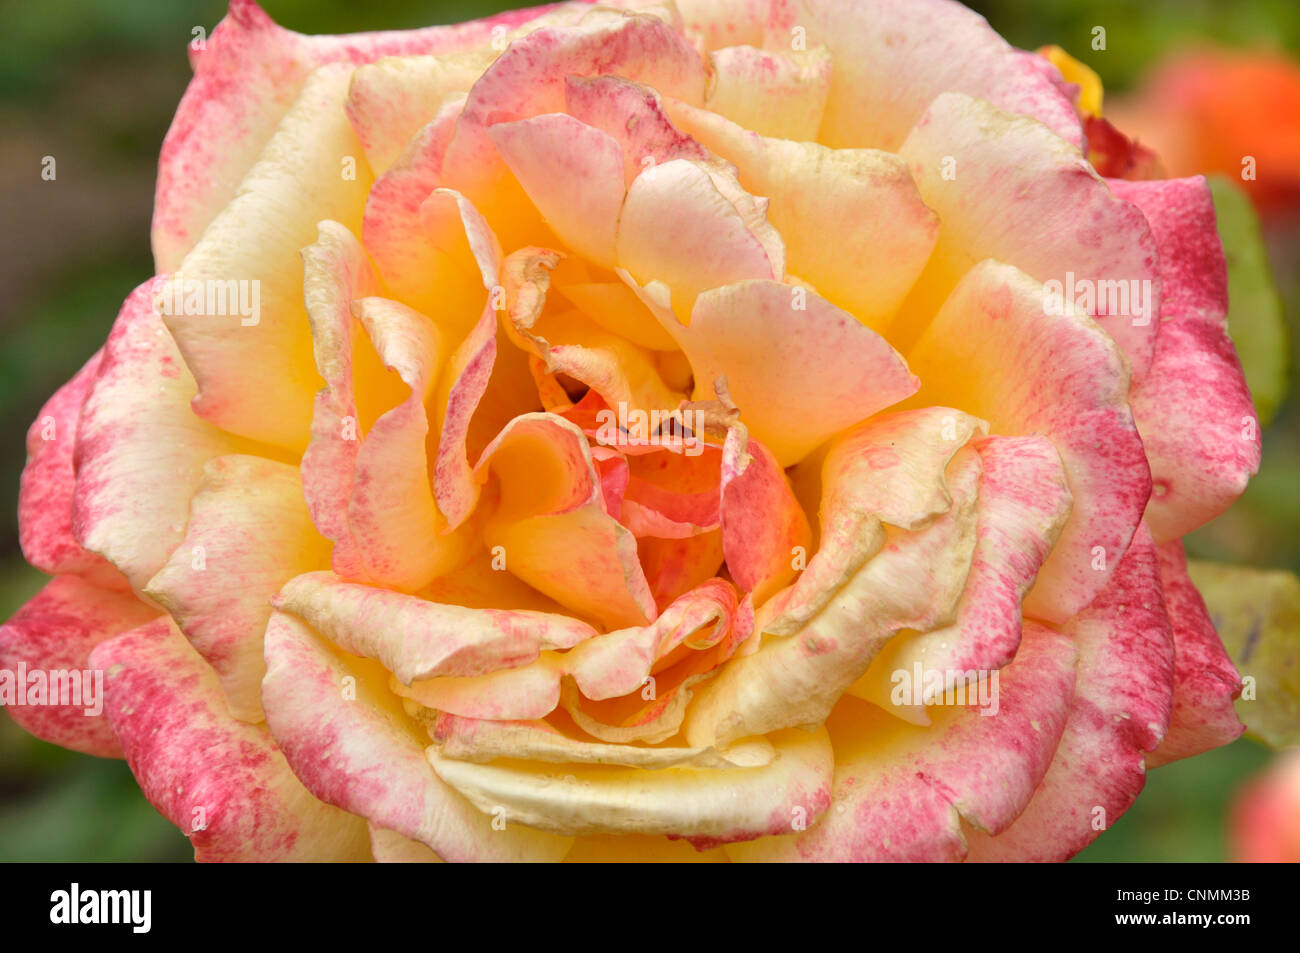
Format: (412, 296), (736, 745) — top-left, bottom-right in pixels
(1187, 559), (1300, 748)
(1208, 175), (1288, 427)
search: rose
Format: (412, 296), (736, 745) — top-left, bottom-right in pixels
(0, 0), (1261, 862)
(1107, 49), (1300, 220)
(1231, 750), (1300, 863)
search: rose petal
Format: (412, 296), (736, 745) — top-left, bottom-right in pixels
(1146, 540), (1244, 767)
(273, 570), (595, 685)
(0, 576), (157, 757)
(720, 430), (811, 605)
(906, 259), (1150, 623)
(851, 435), (1072, 720)
(144, 455), (329, 722)
(727, 623), (1077, 861)
(615, 160), (784, 320)
(18, 349), (122, 587)
(893, 92), (1160, 378)
(429, 726), (833, 841)
(93, 617), (371, 861)
(73, 281), (240, 592)
(347, 296), (475, 591)
(684, 448), (982, 748)
(705, 45), (831, 140)
(673, 279), (918, 466)
(1110, 176), (1261, 541)
(163, 63), (372, 450)
(768, 0), (1081, 150)
(475, 413), (656, 629)
(965, 524), (1174, 861)
(152, 0), (571, 269)
(665, 100), (940, 327)
(261, 610), (571, 861)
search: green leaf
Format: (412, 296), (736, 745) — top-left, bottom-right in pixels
(1187, 559), (1300, 748)
(1208, 175), (1289, 427)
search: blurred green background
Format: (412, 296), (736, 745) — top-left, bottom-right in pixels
(0, 0), (1296, 861)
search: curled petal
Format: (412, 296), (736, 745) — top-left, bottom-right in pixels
(273, 570), (595, 684)
(762, 407), (986, 639)
(566, 577), (739, 699)
(489, 115), (626, 267)
(347, 296), (472, 591)
(852, 435), (1072, 720)
(616, 160), (784, 320)
(163, 63), (372, 450)
(685, 449), (982, 748)
(261, 610), (571, 861)
(666, 101), (939, 325)
(300, 221), (384, 580)
(475, 413), (656, 628)
(429, 725), (833, 841)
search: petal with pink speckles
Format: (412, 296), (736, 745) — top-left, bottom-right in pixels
(144, 455), (329, 723)
(18, 349), (122, 588)
(1111, 176), (1261, 542)
(0, 576), (157, 757)
(727, 622), (1077, 861)
(852, 434), (1072, 720)
(92, 617), (371, 861)
(894, 92), (1160, 379)
(261, 609), (572, 861)
(673, 280), (919, 466)
(907, 259), (1150, 623)
(151, 0), (572, 270)
(1146, 540), (1244, 766)
(73, 281), (240, 592)
(965, 525), (1174, 861)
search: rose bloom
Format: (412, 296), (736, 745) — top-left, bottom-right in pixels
(1108, 49), (1300, 220)
(1231, 749), (1300, 863)
(2, 0), (1261, 862)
